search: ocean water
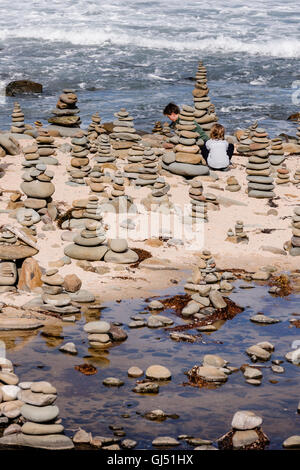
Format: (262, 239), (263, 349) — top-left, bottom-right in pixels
(0, 0), (299, 137)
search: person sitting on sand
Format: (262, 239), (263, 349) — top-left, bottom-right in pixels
(163, 102), (209, 143)
(200, 123), (234, 171)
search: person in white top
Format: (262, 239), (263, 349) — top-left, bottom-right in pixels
(200, 123), (234, 171)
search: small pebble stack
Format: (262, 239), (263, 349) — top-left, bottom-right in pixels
(275, 165), (290, 185)
(48, 89), (81, 128)
(289, 207), (300, 256)
(189, 180), (208, 222)
(68, 133), (90, 185)
(110, 108), (141, 150)
(225, 175), (241, 192)
(94, 134), (115, 164)
(269, 138), (285, 167)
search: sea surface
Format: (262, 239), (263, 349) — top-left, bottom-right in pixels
(0, 0), (299, 137)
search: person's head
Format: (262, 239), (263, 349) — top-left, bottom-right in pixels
(163, 102), (180, 122)
(210, 123), (225, 140)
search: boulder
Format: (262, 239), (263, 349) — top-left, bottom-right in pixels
(6, 80), (42, 96)
(17, 257), (42, 292)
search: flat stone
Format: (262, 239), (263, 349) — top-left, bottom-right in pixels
(59, 342), (78, 354)
(22, 422), (64, 435)
(128, 367), (144, 378)
(152, 437), (180, 447)
(243, 367), (263, 380)
(133, 382), (159, 393)
(103, 249), (139, 264)
(103, 377), (124, 387)
(84, 321), (110, 334)
(145, 365), (171, 380)
(17, 390), (56, 407)
(21, 404), (59, 422)
(109, 238), (128, 253)
(30, 382), (57, 394)
(250, 314), (280, 324)
(195, 365), (228, 382)
(69, 290), (95, 302)
(246, 345), (271, 361)
(283, 436), (300, 448)
(252, 271), (270, 281)
(0, 433), (74, 450)
(203, 355), (227, 368)
(1, 385), (21, 401)
(209, 290), (227, 309)
(0, 371), (19, 386)
(232, 430), (259, 449)
(72, 428), (92, 444)
(148, 300), (164, 310)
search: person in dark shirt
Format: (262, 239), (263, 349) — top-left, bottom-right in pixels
(163, 102), (209, 142)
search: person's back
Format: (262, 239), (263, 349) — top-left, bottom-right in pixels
(206, 138), (229, 169)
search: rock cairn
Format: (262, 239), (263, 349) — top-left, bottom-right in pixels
(189, 180), (208, 222)
(39, 269), (80, 315)
(289, 207), (300, 256)
(218, 411), (269, 450)
(48, 89), (81, 128)
(182, 250), (234, 320)
(269, 138), (285, 167)
(88, 165), (110, 198)
(237, 129), (253, 157)
(104, 238), (139, 264)
(275, 165), (290, 185)
(22, 142), (40, 168)
(36, 131), (58, 165)
(94, 134), (115, 164)
(111, 171), (126, 199)
(162, 122), (173, 138)
(110, 108), (141, 150)
(162, 105), (209, 177)
(64, 220), (108, 261)
(293, 168), (300, 184)
(124, 146), (159, 186)
(0, 358), (74, 450)
(226, 220), (249, 244)
(87, 112), (106, 150)
(21, 164), (55, 218)
(68, 134), (90, 185)
(151, 178), (170, 204)
(63, 196), (103, 230)
(0, 225), (38, 293)
(225, 176), (241, 192)
(246, 128), (275, 198)
(10, 102), (25, 134)
(192, 61), (218, 136)
(152, 121), (163, 134)
(83, 320), (127, 350)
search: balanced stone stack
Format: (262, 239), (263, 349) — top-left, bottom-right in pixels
(237, 129), (253, 157)
(94, 134), (116, 164)
(68, 134), (90, 185)
(36, 131), (58, 165)
(62, 196), (104, 230)
(182, 250), (233, 319)
(226, 220), (249, 244)
(218, 411), (269, 450)
(0, 358), (74, 450)
(18, 211), (38, 236)
(10, 102), (25, 134)
(275, 166), (290, 185)
(162, 122), (173, 138)
(289, 207), (300, 256)
(111, 171), (126, 199)
(39, 269), (80, 315)
(152, 121), (163, 134)
(293, 168), (300, 184)
(189, 180), (208, 222)
(110, 108), (141, 150)
(151, 178), (170, 205)
(193, 61), (218, 136)
(104, 238), (139, 264)
(83, 320), (127, 350)
(124, 146), (159, 186)
(48, 89), (81, 127)
(21, 164), (56, 217)
(246, 128), (275, 199)
(22, 142), (40, 168)
(87, 113), (106, 150)
(0, 225), (38, 293)
(64, 221), (108, 261)
(269, 138), (285, 167)
(225, 176), (241, 192)
(88, 165), (110, 198)
(162, 105), (209, 177)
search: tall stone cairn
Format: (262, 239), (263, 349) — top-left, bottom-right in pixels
(48, 89), (81, 128)
(68, 134), (90, 185)
(193, 61), (218, 137)
(11, 102), (25, 134)
(246, 128), (275, 199)
(110, 108), (141, 150)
